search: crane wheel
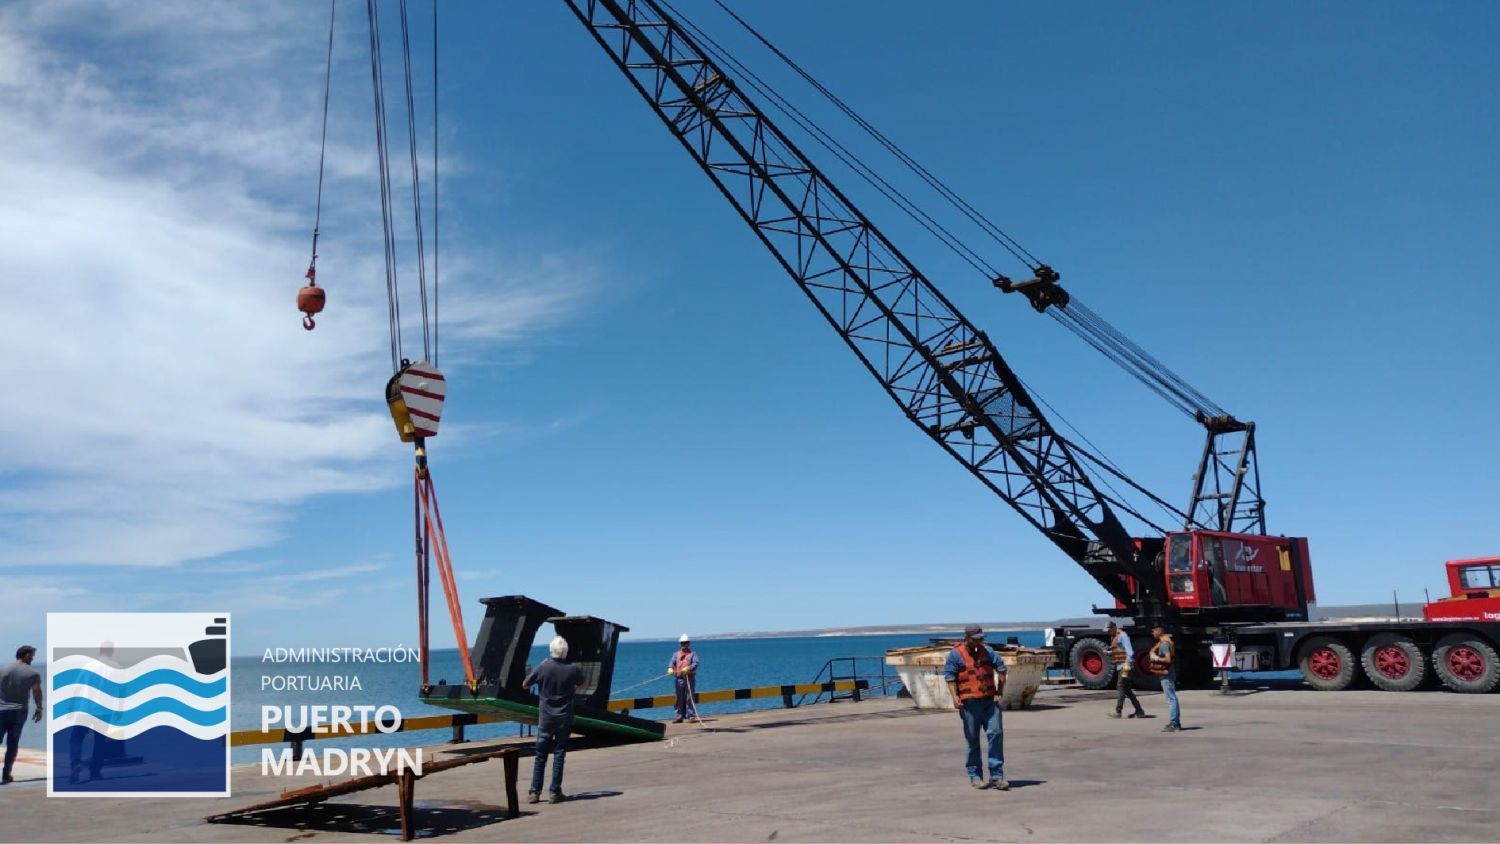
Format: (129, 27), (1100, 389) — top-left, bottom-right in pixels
(1432, 634), (1500, 693)
(1298, 636), (1356, 691)
(1360, 633), (1426, 692)
(1068, 637), (1115, 690)
(1129, 639), (1161, 691)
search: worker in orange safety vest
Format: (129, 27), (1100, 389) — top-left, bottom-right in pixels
(942, 624), (1009, 791)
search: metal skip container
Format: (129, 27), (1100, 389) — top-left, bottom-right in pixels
(885, 642), (1053, 710)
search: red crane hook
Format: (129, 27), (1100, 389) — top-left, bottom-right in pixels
(298, 265), (326, 331)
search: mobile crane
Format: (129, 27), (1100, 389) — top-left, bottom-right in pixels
(558, 0), (1500, 693)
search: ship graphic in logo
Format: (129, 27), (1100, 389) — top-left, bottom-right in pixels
(47, 613), (230, 797)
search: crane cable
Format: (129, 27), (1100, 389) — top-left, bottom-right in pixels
(398, 0), (433, 364)
(365, 0), (403, 372)
(706, 2), (1232, 425)
(298, 0), (338, 331)
(711, 0), (1042, 271)
(365, 0), (468, 687)
(658, 0), (1000, 282)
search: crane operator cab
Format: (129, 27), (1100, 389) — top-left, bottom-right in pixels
(1161, 531), (1314, 619)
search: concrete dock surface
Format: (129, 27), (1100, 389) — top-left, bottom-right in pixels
(2, 684), (1497, 842)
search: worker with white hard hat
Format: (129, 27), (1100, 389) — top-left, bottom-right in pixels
(666, 634), (699, 723)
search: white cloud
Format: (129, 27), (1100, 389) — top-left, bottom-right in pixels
(0, 2), (598, 569)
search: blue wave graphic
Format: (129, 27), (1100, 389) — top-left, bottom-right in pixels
(52, 696), (226, 727)
(52, 668), (225, 698)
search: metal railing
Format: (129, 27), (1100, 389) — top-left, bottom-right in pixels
(796, 656), (905, 707)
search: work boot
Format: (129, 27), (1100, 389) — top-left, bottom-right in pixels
(1107, 710), (1121, 718)
(1128, 710), (1146, 719)
(548, 791), (565, 804)
(970, 778), (986, 789)
(527, 791), (540, 804)
(991, 779), (1011, 791)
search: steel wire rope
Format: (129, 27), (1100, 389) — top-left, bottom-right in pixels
(366, 0), (403, 371)
(658, 0), (1000, 281)
(432, 0), (439, 368)
(307, 0), (338, 277)
(711, 1), (1235, 424)
(712, 0), (1042, 270)
(1053, 302), (1224, 417)
(398, 0), (432, 363)
(662, 2), (1200, 533)
(662, 1), (1169, 524)
(1014, 374), (1190, 531)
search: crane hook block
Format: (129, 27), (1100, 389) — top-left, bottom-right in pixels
(297, 281), (326, 330)
(386, 360), (446, 443)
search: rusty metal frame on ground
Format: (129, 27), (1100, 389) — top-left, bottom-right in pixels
(205, 744), (521, 843)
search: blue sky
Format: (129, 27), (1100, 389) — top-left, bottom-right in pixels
(2, 2), (1496, 654)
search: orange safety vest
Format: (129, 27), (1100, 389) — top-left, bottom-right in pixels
(1147, 637), (1173, 675)
(1109, 630), (1127, 665)
(952, 645), (998, 701)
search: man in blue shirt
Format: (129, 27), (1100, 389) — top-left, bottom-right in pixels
(1106, 621), (1146, 719)
(943, 625), (1008, 791)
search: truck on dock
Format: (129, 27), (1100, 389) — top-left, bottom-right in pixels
(1051, 554), (1500, 693)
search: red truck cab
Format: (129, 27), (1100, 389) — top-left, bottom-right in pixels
(1423, 557), (1500, 622)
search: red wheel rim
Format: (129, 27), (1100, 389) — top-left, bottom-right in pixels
(1080, 650), (1106, 678)
(1373, 645), (1410, 679)
(1308, 646), (1342, 680)
(1447, 646), (1485, 682)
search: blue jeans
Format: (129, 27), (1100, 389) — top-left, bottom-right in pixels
(1, 708), (24, 779)
(674, 676), (697, 720)
(530, 724), (570, 795)
(1161, 673), (1181, 726)
(958, 698), (1003, 781)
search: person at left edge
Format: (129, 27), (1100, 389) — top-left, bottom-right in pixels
(523, 636), (586, 804)
(943, 625), (1009, 791)
(0, 645), (43, 785)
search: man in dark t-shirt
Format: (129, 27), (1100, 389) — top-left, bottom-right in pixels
(522, 636), (586, 803)
(1, 644), (43, 784)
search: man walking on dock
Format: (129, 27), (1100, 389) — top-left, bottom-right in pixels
(668, 635), (699, 723)
(1, 645), (43, 785)
(523, 636), (586, 803)
(944, 625), (1008, 791)
(1149, 624), (1182, 732)
(1106, 621), (1146, 719)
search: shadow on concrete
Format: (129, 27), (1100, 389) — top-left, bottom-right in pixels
(210, 800), (515, 839)
(1004, 779), (1047, 790)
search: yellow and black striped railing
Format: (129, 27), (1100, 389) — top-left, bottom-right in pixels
(606, 679), (868, 713)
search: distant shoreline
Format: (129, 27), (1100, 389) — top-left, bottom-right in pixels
(653, 602), (1419, 643)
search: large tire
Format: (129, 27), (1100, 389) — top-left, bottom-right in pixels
(1360, 633), (1426, 692)
(1432, 634), (1500, 693)
(1069, 637), (1115, 690)
(1298, 636), (1357, 691)
(1129, 638), (1161, 691)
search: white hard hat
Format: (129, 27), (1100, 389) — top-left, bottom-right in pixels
(679, 634), (691, 643)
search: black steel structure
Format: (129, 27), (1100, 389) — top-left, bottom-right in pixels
(561, 0), (1163, 609)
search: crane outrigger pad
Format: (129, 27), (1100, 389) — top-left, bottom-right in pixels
(420, 595), (665, 741)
